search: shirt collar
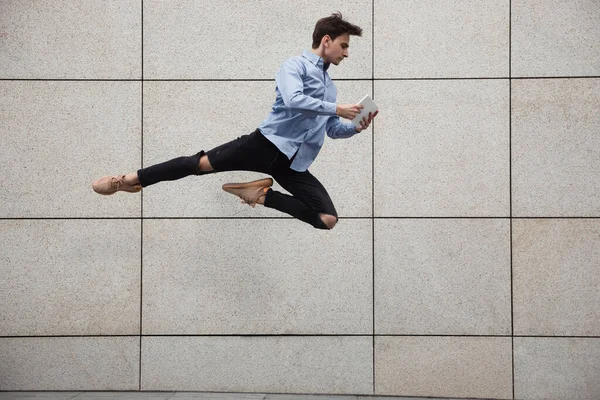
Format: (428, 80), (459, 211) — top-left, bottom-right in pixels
(302, 49), (330, 71)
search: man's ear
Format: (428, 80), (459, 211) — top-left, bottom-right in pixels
(322, 35), (331, 47)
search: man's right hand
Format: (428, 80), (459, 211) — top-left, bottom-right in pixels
(336, 104), (364, 120)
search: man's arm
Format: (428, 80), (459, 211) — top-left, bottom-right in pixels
(326, 111), (378, 138)
(276, 59), (337, 116)
(326, 115), (359, 139)
(277, 59), (362, 119)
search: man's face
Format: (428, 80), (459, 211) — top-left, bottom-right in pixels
(324, 33), (350, 66)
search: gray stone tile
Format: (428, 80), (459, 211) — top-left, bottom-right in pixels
(512, 0), (600, 77)
(0, 81), (141, 218)
(139, 81), (278, 218)
(0, 1), (141, 79)
(375, 336), (512, 399)
(358, 398), (470, 400)
(0, 220), (140, 336)
(141, 81), (372, 218)
(143, 1), (370, 79)
(375, 219), (511, 335)
(72, 393), (173, 400)
(358, 398), (472, 400)
(0, 394), (80, 400)
(374, 80), (509, 217)
(0, 337), (139, 390)
(513, 219), (600, 336)
(141, 336), (372, 394)
(309, 81), (373, 218)
(142, 219), (371, 334)
(171, 393), (264, 400)
(514, 337), (600, 400)
(512, 79), (600, 217)
(375, 0), (508, 78)
(265, 395), (355, 400)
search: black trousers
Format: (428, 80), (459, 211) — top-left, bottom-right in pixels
(137, 129), (337, 229)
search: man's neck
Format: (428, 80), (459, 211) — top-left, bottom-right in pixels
(310, 48), (325, 60)
(310, 48), (331, 70)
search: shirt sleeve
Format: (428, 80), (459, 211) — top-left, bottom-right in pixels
(276, 59), (337, 116)
(325, 115), (359, 139)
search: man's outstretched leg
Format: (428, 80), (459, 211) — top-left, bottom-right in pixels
(92, 173), (142, 195)
(92, 151), (216, 195)
(92, 129), (278, 195)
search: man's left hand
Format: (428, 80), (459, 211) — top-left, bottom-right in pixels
(355, 111), (378, 132)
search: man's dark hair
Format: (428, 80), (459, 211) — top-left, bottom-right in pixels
(312, 12), (362, 49)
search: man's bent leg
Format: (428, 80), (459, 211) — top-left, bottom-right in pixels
(319, 213), (337, 229)
(264, 190), (335, 229)
(264, 169), (338, 230)
(222, 178), (273, 207)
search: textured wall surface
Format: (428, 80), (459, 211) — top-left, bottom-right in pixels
(1, 1), (599, 399)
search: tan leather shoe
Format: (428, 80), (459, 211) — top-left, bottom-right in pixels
(222, 177), (273, 207)
(92, 175), (142, 195)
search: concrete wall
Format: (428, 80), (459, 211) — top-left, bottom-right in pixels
(1, 1), (599, 399)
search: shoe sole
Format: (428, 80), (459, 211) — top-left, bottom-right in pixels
(93, 187), (142, 195)
(92, 181), (142, 195)
(222, 177), (273, 193)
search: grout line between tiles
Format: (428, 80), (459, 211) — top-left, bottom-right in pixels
(509, 1), (515, 398)
(0, 390), (502, 400)
(2, 76), (599, 82)
(139, 0), (144, 391)
(3, 334), (598, 339)
(2, 216), (599, 221)
(371, 0), (376, 395)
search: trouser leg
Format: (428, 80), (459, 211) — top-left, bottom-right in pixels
(264, 168), (338, 230)
(137, 151), (210, 187)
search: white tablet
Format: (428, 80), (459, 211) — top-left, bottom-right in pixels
(351, 94), (379, 128)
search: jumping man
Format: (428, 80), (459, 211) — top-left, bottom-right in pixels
(92, 12), (377, 230)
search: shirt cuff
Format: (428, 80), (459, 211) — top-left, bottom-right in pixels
(323, 101), (337, 115)
(348, 122), (359, 135)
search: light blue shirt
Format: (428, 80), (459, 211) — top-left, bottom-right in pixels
(258, 50), (358, 172)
